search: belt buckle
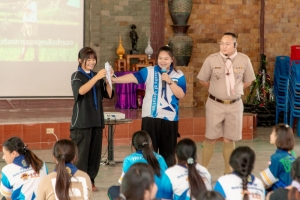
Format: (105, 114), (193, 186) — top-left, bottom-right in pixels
(223, 100), (231, 104)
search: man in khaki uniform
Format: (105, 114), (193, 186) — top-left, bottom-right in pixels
(197, 32), (255, 174)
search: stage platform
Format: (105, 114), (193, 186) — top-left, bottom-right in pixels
(0, 108), (257, 150)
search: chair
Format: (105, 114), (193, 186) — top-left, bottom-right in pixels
(275, 56), (290, 77)
(125, 54), (148, 71)
(131, 57), (148, 71)
(114, 59), (127, 71)
(274, 56), (290, 124)
(288, 60), (300, 136)
(148, 59), (156, 66)
(291, 45), (300, 62)
(132, 57), (155, 71)
(132, 64), (151, 71)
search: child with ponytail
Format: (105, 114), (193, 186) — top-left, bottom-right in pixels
(37, 139), (92, 200)
(108, 130), (167, 199)
(214, 146), (265, 200)
(161, 138), (212, 199)
(0, 137), (47, 199)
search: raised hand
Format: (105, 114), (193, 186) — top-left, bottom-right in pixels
(96, 69), (106, 80)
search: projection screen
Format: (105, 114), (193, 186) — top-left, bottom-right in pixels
(0, 0), (84, 98)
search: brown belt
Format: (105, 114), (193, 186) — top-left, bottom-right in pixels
(209, 94), (240, 105)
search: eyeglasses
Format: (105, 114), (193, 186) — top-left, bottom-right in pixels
(219, 42), (233, 47)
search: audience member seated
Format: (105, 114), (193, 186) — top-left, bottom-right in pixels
(108, 130), (167, 199)
(197, 191), (225, 200)
(267, 156), (300, 200)
(0, 137), (48, 200)
(117, 163), (158, 200)
(214, 146), (265, 200)
(37, 139), (92, 200)
(260, 124), (296, 191)
(161, 138), (212, 199)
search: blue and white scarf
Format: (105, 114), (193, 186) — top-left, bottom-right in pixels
(159, 64), (173, 101)
(55, 163), (78, 176)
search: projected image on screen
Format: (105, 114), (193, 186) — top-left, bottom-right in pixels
(0, 0), (84, 97)
(0, 0), (81, 62)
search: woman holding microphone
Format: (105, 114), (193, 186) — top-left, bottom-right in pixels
(112, 46), (186, 167)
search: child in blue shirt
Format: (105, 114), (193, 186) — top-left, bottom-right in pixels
(260, 123), (296, 191)
(108, 130), (167, 199)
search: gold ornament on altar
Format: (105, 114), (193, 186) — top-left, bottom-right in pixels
(116, 35), (125, 59)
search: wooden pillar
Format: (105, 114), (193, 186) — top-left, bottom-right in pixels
(260, 0), (265, 55)
(150, 0), (165, 61)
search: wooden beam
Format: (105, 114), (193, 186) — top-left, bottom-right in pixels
(260, 0), (265, 55)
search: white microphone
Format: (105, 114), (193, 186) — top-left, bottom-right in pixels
(161, 66), (167, 88)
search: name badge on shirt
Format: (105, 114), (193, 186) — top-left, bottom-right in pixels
(234, 66), (243, 72)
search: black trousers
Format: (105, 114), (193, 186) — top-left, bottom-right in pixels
(141, 117), (178, 167)
(70, 127), (103, 184)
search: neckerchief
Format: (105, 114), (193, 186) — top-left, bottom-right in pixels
(291, 180), (300, 192)
(220, 51), (237, 96)
(54, 163), (78, 177)
(160, 65), (173, 100)
(13, 155), (29, 168)
(78, 66), (98, 110)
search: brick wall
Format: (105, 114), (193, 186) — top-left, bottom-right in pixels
(164, 0), (260, 107)
(97, 0), (151, 70)
(264, 0), (300, 75)
(178, 66), (194, 107)
(2, 0), (300, 110)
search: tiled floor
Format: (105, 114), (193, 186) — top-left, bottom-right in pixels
(1, 126), (300, 199)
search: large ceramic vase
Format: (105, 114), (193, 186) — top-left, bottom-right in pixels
(168, 25), (193, 66)
(168, 0), (193, 66)
(168, 0), (192, 25)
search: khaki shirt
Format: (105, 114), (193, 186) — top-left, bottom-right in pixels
(197, 52), (255, 100)
(37, 170), (92, 200)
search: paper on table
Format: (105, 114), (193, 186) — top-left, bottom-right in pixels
(105, 62), (112, 89)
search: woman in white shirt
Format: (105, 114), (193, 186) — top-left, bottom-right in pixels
(161, 138), (212, 199)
